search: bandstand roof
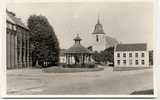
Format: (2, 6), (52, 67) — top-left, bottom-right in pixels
(65, 35), (92, 54)
(65, 44), (92, 54)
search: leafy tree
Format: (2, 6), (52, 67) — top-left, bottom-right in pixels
(92, 51), (102, 63)
(103, 47), (114, 63)
(92, 47), (114, 65)
(27, 15), (60, 67)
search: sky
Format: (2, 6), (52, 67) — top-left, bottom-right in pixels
(7, 1), (154, 50)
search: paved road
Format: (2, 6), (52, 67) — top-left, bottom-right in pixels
(7, 66), (153, 95)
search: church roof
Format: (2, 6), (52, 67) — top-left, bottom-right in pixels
(92, 18), (105, 34)
(6, 10), (29, 30)
(115, 43), (147, 51)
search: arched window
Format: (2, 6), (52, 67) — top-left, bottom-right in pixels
(96, 35), (99, 42)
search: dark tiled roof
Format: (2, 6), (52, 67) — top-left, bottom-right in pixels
(115, 43), (147, 51)
(60, 49), (66, 56)
(65, 44), (92, 54)
(92, 19), (105, 34)
(6, 11), (29, 30)
(74, 34), (82, 41)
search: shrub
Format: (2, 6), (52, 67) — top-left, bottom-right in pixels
(62, 63), (96, 68)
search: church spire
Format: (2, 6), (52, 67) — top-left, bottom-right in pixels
(92, 14), (105, 34)
(97, 13), (100, 24)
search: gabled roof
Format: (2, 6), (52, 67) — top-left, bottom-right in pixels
(115, 43), (147, 51)
(6, 10), (29, 30)
(6, 13), (16, 24)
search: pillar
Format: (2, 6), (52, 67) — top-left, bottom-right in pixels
(22, 31), (25, 67)
(18, 29), (22, 68)
(10, 31), (14, 69)
(14, 32), (18, 68)
(7, 30), (11, 69)
(21, 31), (25, 68)
(12, 31), (15, 68)
(27, 33), (30, 67)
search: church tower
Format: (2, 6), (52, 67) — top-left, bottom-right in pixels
(92, 17), (106, 52)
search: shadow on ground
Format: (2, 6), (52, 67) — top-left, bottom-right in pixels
(131, 89), (153, 95)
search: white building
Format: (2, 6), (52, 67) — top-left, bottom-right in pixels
(91, 17), (118, 52)
(114, 43), (149, 67)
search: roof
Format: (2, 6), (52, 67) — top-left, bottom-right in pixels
(115, 43), (147, 51)
(65, 44), (92, 54)
(105, 36), (119, 48)
(60, 49), (66, 56)
(6, 10), (29, 30)
(92, 18), (105, 34)
(6, 13), (16, 24)
(74, 34), (82, 41)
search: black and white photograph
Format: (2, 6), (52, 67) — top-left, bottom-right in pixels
(0, 0), (158, 98)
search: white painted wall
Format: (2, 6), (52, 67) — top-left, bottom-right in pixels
(114, 51), (149, 67)
(60, 56), (66, 63)
(92, 34), (106, 52)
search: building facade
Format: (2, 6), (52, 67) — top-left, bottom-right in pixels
(6, 10), (31, 69)
(114, 43), (149, 67)
(91, 17), (118, 52)
(91, 18), (106, 52)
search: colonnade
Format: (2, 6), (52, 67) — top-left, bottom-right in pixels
(6, 27), (31, 69)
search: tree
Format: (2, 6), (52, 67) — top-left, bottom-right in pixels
(92, 47), (114, 65)
(27, 15), (60, 67)
(103, 47), (114, 64)
(92, 51), (102, 63)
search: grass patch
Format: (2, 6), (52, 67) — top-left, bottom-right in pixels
(113, 67), (152, 71)
(131, 89), (154, 95)
(42, 67), (104, 73)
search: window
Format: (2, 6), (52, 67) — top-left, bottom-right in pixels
(135, 53), (138, 57)
(117, 53), (120, 57)
(129, 60), (132, 65)
(117, 60), (120, 65)
(135, 60), (139, 65)
(123, 53), (126, 57)
(129, 53), (132, 57)
(141, 53), (145, 57)
(96, 35), (99, 42)
(141, 60), (145, 65)
(123, 60), (126, 65)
